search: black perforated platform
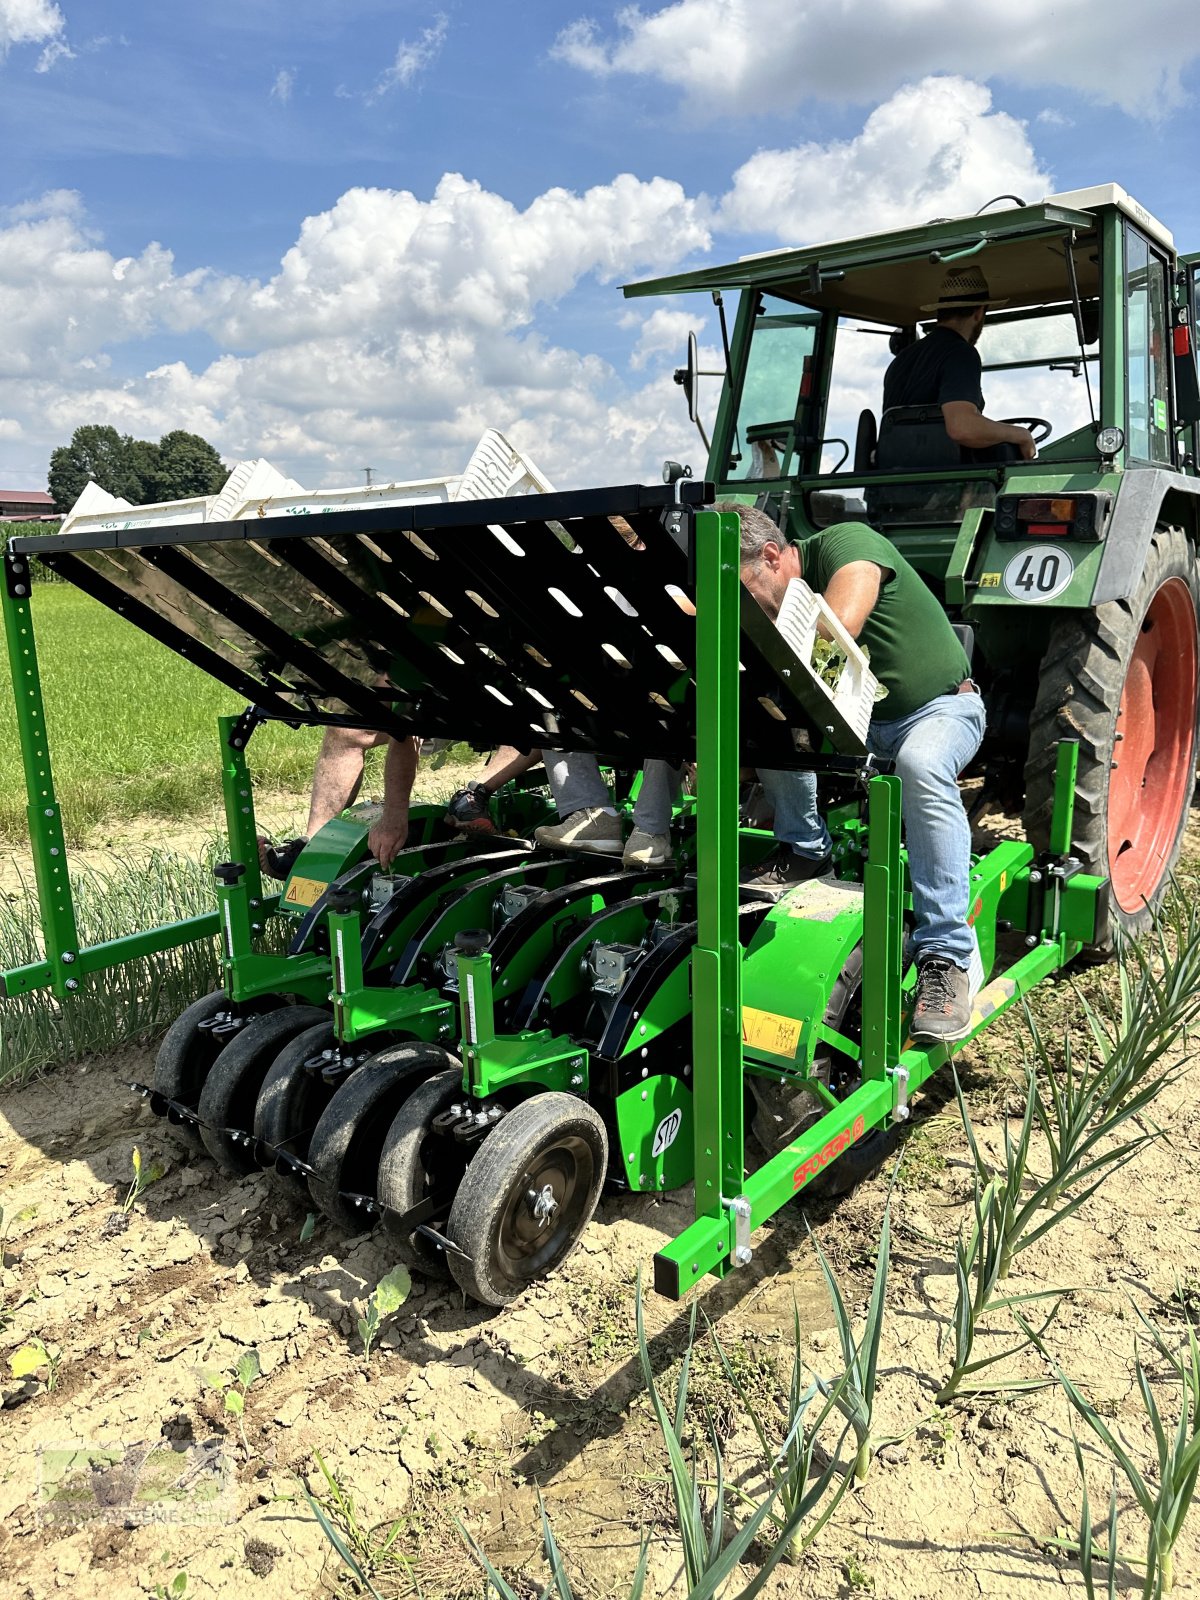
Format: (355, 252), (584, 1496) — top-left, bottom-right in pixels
(8, 483), (863, 764)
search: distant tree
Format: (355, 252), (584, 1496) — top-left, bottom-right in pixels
(47, 425), (144, 512)
(47, 425), (227, 513)
(148, 431), (227, 501)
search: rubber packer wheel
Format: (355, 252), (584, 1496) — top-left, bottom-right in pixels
(377, 1068), (471, 1279)
(153, 991), (234, 1151)
(307, 1043), (460, 1233)
(446, 1093), (608, 1307)
(253, 1019), (338, 1181)
(1024, 524), (1200, 943)
(198, 1005), (329, 1174)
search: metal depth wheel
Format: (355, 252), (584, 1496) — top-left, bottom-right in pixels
(377, 1066), (473, 1279)
(1024, 525), (1200, 942)
(307, 1042), (460, 1233)
(445, 1093), (608, 1307)
(197, 1005), (329, 1174)
(152, 991), (236, 1151)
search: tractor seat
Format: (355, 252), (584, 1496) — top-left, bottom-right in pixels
(875, 405), (962, 471)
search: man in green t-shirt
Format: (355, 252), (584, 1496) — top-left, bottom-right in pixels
(730, 502), (985, 1043)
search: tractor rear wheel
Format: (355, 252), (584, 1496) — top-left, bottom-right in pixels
(198, 1005), (328, 1173)
(377, 1066), (471, 1279)
(445, 1093), (607, 1306)
(1024, 525), (1199, 943)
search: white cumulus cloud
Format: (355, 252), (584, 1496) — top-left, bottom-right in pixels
(0, 0), (66, 58)
(721, 77), (1052, 243)
(552, 0), (1198, 117)
(270, 67), (295, 104)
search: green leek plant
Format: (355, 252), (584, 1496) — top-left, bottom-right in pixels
(708, 1299), (853, 1558)
(1073, 1430), (1121, 1600)
(806, 1207), (892, 1487)
(1031, 1305), (1200, 1597)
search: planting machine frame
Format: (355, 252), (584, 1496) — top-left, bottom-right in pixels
(1, 478), (1104, 1304)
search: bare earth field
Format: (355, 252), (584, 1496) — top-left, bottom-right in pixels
(2, 986), (1199, 1598)
(1, 809), (1199, 1598)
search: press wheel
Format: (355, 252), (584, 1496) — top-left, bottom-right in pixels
(197, 1005), (328, 1173)
(307, 1043), (460, 1232)
(153, 991), (234, 1151)
(254, 1019), (338, 1182)
(378, 1067), (472, 1279)
(446, 1093), (607, 1307)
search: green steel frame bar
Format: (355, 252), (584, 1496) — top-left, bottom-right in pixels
(673, 507), (745, 1284)
(0, 562), (273, 999)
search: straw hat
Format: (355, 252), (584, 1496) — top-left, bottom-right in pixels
(920, 263), (1008, 314)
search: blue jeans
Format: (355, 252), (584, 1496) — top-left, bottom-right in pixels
(867, 689), (986, 968)
(757, 769), (831, 860)
(546, 753), (681, 835)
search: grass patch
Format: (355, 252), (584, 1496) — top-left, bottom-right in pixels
(0, 585), (323, 844)
(0, 847), (224, 1088)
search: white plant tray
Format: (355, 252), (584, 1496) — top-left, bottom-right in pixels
(774, 577), (879, 748)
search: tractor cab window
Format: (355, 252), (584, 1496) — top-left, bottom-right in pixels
(1126, 228), (1172, 464)
(726, 296), (820, 481)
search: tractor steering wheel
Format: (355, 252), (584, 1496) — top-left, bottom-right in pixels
(999, 416), (1053, 444)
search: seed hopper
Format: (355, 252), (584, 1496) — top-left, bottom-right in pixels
(1, 486), (1105, 1304)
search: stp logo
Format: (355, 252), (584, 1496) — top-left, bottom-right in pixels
(792, 1113), (867, 1190)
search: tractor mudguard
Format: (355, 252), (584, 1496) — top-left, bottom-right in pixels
(1092, 469), (1200, 602)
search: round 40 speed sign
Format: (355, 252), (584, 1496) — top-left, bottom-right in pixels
(1001, 544), (1074, 602)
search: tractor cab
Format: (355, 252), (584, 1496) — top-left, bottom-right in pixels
(626, 184), (1200, 594)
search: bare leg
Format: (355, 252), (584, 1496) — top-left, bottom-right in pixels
(305, 725), (388, 836)
(479, 745), (542, 789)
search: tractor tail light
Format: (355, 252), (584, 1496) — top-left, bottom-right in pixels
(1175, 323), (1192, 358)
(993, 492), (1111, 542)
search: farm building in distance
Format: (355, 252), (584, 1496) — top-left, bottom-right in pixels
(0, 489), (58, 522)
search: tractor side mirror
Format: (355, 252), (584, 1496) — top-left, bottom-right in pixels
(673, 331), (700, 423)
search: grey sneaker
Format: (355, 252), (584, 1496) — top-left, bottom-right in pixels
(740, 845), (833, 900)
(623, 828), (672, 868)
(911, 957), (972, 1043)
(533, 808), (623, 856)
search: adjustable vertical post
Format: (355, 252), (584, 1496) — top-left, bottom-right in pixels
(860, 773), (903, 1085)
(219, 712), (265, 909)
(1, 553), (81, 998)
(689, 507), (744, 1258)
(1048, 739), (1079, 857)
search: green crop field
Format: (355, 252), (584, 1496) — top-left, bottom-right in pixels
(0, 584), (324, 845)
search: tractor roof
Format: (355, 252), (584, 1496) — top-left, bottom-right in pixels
(623, 183), (1172, 327)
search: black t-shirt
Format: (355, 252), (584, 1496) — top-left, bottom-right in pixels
(882, 325), (984, 413)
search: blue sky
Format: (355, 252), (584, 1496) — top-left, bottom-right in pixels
(1, 0), (1198, 494)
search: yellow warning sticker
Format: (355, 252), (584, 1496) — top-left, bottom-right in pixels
(283, 874), (327, 909)
(999, 869), (1008, 893)
(742, 1006), (803, 1058)
(978, 571), (1001, 589)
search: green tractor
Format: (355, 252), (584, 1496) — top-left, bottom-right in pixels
(633, 182), (1200, 939)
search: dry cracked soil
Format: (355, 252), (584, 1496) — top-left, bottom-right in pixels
(2, 845), (1200, 1597)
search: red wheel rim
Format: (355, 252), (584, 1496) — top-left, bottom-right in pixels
(1108, 576), (1197, 911)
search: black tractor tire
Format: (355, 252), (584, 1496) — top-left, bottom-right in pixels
(307, 1043), (459, 1233)
(377, 1066), (472, 1279)
(197, 1005), (328, 1173)
(445, 1093), (607, 1307)
(153, 991), (234, 1151)
(1023, 525), (1200, 945)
